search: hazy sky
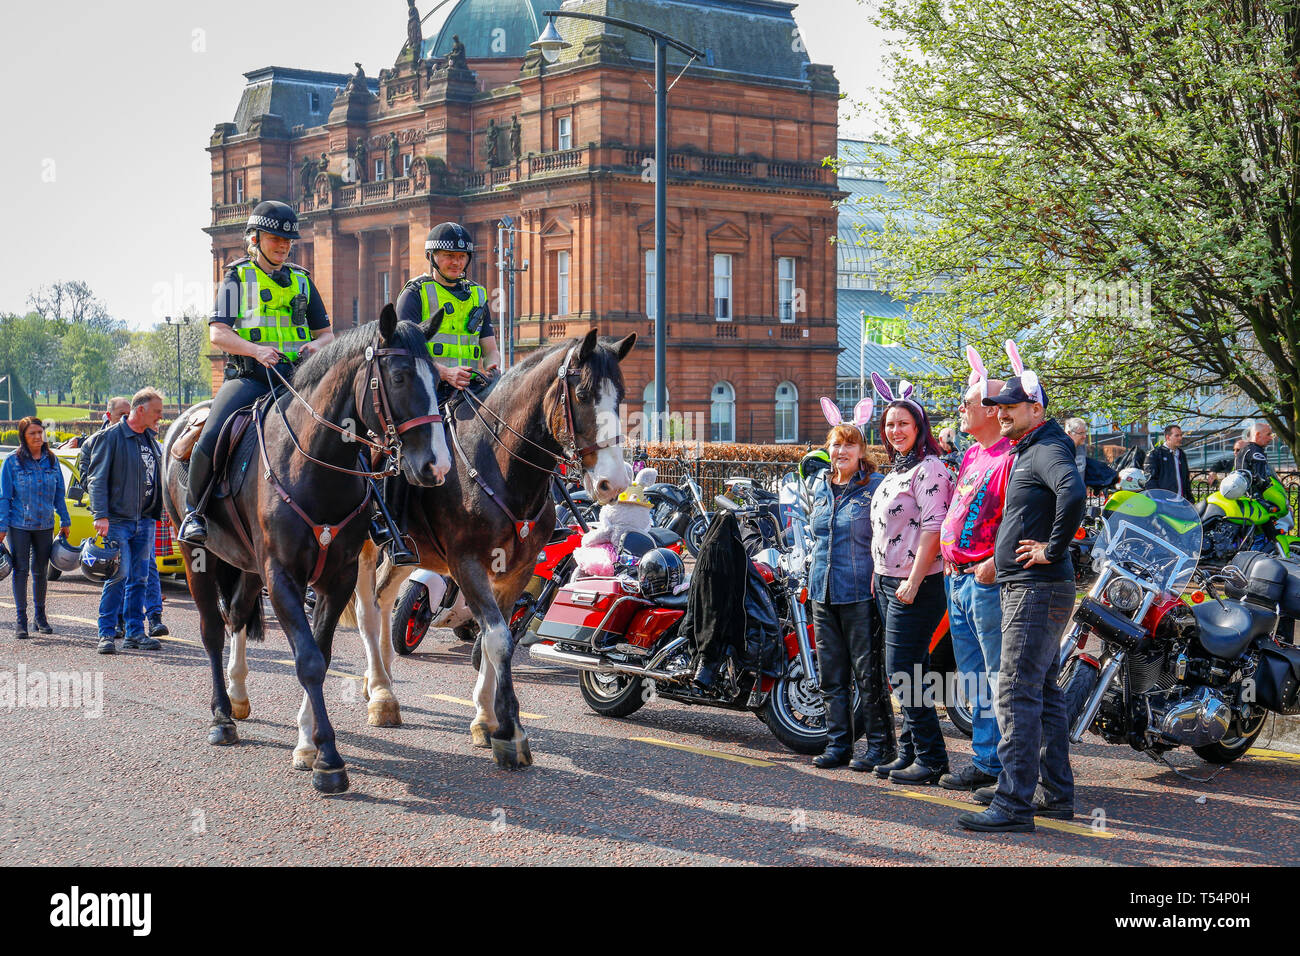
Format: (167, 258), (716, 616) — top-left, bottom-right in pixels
(0, 0), (889, 327)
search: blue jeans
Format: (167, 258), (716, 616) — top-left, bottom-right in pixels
(98, 517), (154, 639)
(947, 573), (1004, 775)
(991, 581), (1076, 821)
(875, 573), (949, 770)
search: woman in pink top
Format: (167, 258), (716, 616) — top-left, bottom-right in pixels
(868, 374), (955, 784)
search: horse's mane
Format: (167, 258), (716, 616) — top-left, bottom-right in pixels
(495, 335), (626, 402)
(292, 320), (428, 395)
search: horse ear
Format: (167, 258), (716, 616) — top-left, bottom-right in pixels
(870, 372), (894, 403)
(578, 327), (599, 361)
(853, 398), (874, 427)
(421, 303), (446, 340)
(612, 332), (637, 362)
(379, 303), (398, 343)
(820, 397), (842, 426)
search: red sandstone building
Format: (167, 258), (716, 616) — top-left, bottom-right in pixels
(205, 0), (841, 444)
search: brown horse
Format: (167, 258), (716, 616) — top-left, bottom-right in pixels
(162, 307), (450, 793)
(330, 329), (635, 769)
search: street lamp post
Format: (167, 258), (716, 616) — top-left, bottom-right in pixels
(534, 12), (702, 442)
(164, 315), (191, 412)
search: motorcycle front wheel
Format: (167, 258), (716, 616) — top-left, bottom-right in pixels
(944, 670), (974, 739)
(579, 671), (649, 717)
(1194, 707), (1268, 764)
(391, 580), (433, 656)
(1060, 654), (1102, 732)
(760, 668), (864, 755)
(684, 513), (713, 557)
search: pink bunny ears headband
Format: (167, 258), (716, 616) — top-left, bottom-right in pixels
(967, 345), (989, 400)
(820, 396), (873, 431)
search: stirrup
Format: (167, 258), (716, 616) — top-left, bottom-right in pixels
(178, 511), (208, 545)
(383, 534), (419, 567)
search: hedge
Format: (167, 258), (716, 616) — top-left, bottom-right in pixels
(636, 440), (889, 468)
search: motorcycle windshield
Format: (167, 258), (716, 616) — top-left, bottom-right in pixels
(1094, 488), (1203, 595)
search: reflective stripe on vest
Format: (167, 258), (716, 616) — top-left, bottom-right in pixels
(235, 263), (311, 360)
(419, 281), (486, 367)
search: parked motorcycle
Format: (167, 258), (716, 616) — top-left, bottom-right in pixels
(1058, 488), (1300, 765)
(1198, 470), (1300, 568)
(644, 453), (715, 557)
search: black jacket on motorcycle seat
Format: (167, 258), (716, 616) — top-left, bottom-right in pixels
(994, 417), (1086, 585)
(680, 510), (781, 676)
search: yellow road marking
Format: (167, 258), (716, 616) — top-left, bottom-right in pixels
(15, 608), (202, 646)
(426, 693), (548, 720)
(630, 737), (775, 767)
(887, 788), (1113, 839)
(158, 635), (201, 646)
(272, 659), (362, 681)
(1247, 748), (1300, 763)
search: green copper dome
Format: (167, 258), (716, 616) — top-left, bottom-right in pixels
(422, 0), (552, 60)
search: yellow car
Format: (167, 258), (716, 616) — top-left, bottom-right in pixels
(51, 448), (185, 579)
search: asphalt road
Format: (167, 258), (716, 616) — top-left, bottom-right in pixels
(3, 573), (1300, 867)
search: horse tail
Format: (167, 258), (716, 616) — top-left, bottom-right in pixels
(228, 571), (266, 642)
(338, 601), (357, 629)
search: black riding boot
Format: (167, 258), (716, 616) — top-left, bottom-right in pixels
(368, 476), (417, 566)
(12, 570), (28, 639)
(33, 568), (52, 634)
(179, 447), (213, 545)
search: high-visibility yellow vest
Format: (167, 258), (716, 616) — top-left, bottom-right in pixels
(234, 261), (312, 361)
(418, 279), (487, 367)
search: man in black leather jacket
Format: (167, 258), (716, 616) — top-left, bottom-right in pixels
(957, 375), (1084, 833)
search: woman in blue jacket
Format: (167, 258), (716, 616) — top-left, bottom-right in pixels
(0, 418), (72, 639)
(806, 399), (895, 770)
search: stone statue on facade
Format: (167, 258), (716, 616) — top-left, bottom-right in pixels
(510, 114), (522, 161)
(406, 0), (422, 58)
(388, 132), (401, 176)
(345, 62), (366, 94)
(299, 154), (317, 198)
(448, 34), (467, 70)
(353, 136), (368, 183)
(485, 118), (502, 167)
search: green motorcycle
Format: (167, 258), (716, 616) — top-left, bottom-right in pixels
(1197, 471), (1300, 568)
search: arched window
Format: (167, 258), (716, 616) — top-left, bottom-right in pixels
(642, 381), (670, 442)
(775, 381), (798, 443)
(711, 381), (735, 443)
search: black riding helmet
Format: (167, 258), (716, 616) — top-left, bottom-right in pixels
(245, 200), (300, 240)
(637, 547), (684, 599)
(80, 537), (122, 584)
(425, 222), (474, 283)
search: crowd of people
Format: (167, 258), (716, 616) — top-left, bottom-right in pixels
(805, 344), (1086, 833)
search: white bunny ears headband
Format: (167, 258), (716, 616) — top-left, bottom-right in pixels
(820, 396), (874, 431)
(966, 340), (1043, 406)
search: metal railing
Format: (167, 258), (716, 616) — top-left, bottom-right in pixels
(636, 455), (805, 502)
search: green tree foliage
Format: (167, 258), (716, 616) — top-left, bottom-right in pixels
(61, 323), (114, 403)
(861, 0), (1299, 453)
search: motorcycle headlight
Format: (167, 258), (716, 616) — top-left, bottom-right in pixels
(1104, 578), (1143, 614)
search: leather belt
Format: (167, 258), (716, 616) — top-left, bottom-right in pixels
(946, 559), (984, 576)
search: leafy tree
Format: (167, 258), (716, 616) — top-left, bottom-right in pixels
(859, 0), (1299, 454)
(27, 280), (121, 335)
(110, 339), (156, 398)
(61, 323), (115, 404)
(146, 310), (212, 404)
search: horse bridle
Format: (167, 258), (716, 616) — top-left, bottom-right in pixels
(266, 338), (444, 478)
(555, 344), (623, 466)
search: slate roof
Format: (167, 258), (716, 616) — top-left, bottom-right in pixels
(232, 67), (380, 135)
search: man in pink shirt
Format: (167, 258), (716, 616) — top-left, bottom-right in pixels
(938, 375), (1011, 790)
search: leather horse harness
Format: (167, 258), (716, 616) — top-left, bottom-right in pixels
(453, 344), (621, 541)
(247, 340), (443, 584)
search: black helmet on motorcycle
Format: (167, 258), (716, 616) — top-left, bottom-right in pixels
(50, 534), (80, 573)
(245, 200), (301, 240)
(79, 536), (122, 584)
(637, 547), (684, 599)
(0, 543), (11, 583)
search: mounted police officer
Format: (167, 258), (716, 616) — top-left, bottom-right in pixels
(396, 221), (500, 401)
(178, 201), (335, 546)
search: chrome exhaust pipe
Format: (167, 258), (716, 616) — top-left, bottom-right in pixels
(529, 641), (679, 682)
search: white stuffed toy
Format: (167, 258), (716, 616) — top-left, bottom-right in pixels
(573, 465), (657, 577)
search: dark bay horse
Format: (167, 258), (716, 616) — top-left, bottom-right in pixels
(338, 329), (635, 769)
(161, 306), (451, 793)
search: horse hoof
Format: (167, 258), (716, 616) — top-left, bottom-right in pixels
(367, 698), (402, 727)
(491, 735), (532, 769)
(470, 720), (495, 749)
(312, 767), (350, 794)
(292, 748), (317, 771)
(208, 723), (239, 746)
(230, 699), (251, 720)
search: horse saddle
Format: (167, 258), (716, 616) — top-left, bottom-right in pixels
(170, 401), (260, 500)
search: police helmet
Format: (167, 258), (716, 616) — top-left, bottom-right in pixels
(80, 536), (123, 584)
(1219, 470), (1252, 501)
(637, 547), (685, 599)
(1117, 467), (1147, 492)
(50, 534), (81, 573)
(425, 222), (474, 259)
(245, 200), (301, 240)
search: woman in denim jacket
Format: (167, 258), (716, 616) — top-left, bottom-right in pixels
(0, 418), (72, 639)
(806, 398), (895, 770)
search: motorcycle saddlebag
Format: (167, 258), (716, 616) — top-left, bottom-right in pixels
(1254, 643), (1300, 715)
(535, 577), (647, 647)
(1228, 552), (1289, 608)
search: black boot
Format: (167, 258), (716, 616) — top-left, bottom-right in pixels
(368, 476), (418, 566)
(178, 448), (213, 545)
(13, 569), (29, 639)
(33, 606), (52, 635)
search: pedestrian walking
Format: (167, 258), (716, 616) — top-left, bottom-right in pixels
(958, 342), (1085, 833)
(868, 373), (955, 785)
(1143, 424), (1192, 501)
(0, 418), (72, 639)
(87, 388), (166, 654)
(806, 397), (894, 771)
(939, 349), (1011, 791)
